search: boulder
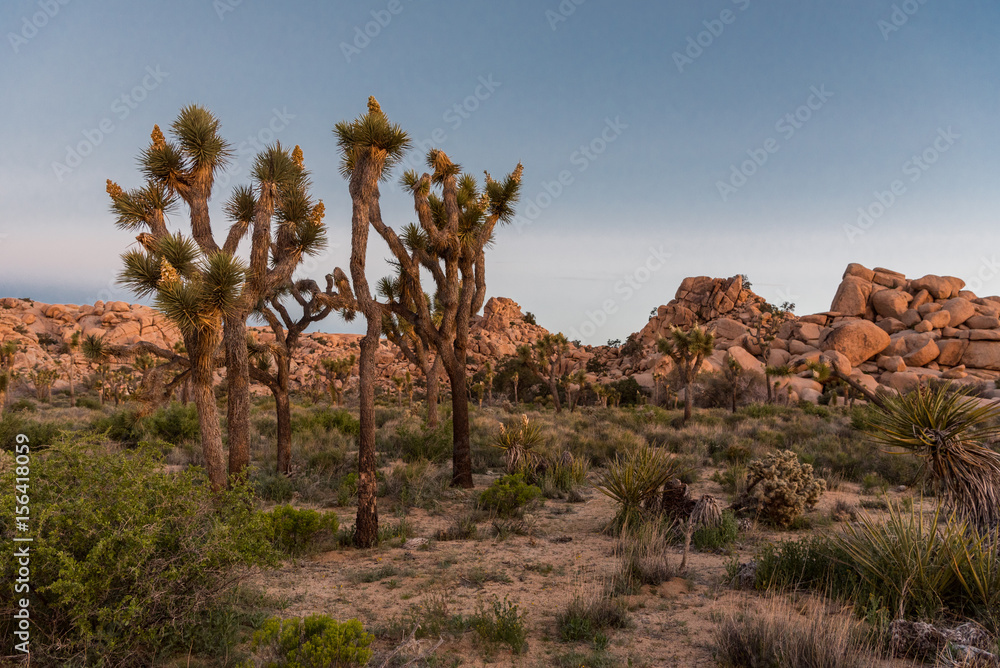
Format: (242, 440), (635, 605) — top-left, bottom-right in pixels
(871, 290), (910, 319)
(766, 348), (791, 367)
(843, 263), (875, 282)
(903, 340), (940, 367)
(708, 317), (748, 340)
(820, 320), (891, 366)
(970, 330), (1000, 341)
(909, 289), (933, 310)
(941, 297), (977, 327)
(913, 320), (934, 333)
(922, 311), (951, 330)
(726, 346), (764, 374)
(966, 315), (1000, 330)
(937, 339), (969, 366)
(900, 309), (922, 328)
(819, 350), (851, 376)
(962, 341), (1000, 371)
(882, 371), (922, 394)
(911, 274), (964, 300)
(878, 355), (907, 372)
(829, 276), (872, 316)
(877, 317), (906, 335)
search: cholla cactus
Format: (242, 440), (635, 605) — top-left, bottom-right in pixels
(738, 449), (825, 527)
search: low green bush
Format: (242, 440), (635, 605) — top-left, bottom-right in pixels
(692, 510), (738, 551)
(0, 412), (65, 451)
(0, 436), (277, 666)
(267, 505), (340, 556)
(477, 473), (543, 518)
(473, 595), (529, 655)
(242, 615), (373, 667)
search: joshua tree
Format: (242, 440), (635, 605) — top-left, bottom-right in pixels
(471, 381), (485, 408)
(219, 143), (328, 479)
(484, 361), (495, 405)
(722, 357), (743, 413)
(117, 230), (244, 491)
(249, 276), (354, 474)
(510, 371), (519, 404)
(115, 106), (325, 487)
(81, 333), (112, 405)
(565, 369), (587, 412)
(518, 333), (570, 413)
(378, 276), (443, 428)
(339, 97), (522, 489)
(333, 97), (411, 546)
(65, 331), (79, 401)
(657, 325), (715, 425)
(321, 355), (356, 406)
(764, 364), (793, 404)
(866, 384), (1000, 531)
(747, 301), (795, 403)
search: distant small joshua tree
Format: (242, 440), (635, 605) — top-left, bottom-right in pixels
(657, 325), (715, 425)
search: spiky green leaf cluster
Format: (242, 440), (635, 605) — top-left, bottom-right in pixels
(333, 98), (411, 181)
(865, 384), (1000, 529)
(108, 182), (176, 230)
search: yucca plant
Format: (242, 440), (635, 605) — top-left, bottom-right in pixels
(596, 446), (683, 532)
(493, 414), (545, 476)
(836, 500), (963, 620)
(865, 384), (1000, 530)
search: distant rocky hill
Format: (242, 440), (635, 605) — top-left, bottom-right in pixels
(4, 262), (1000, 404)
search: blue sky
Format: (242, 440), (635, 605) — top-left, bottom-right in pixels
(1, 0), (998, 343)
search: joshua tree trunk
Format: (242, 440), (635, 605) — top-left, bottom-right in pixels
(444, 356), (474, 488)
(426, 355), (441, 429)
(765, 371), (773, 403)
(355, 314), (381, 547)
(224, 316), (252, 482)
(548, 371), (563, 413)
(683, 378), (694, 424)
(273, 353), (293, 475)
(188, 332), (226, 491)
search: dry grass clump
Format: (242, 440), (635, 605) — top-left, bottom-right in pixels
(713, 599), (881, 668)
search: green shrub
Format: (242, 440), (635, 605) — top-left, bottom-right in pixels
(244, 615), (373, 667)
(309, 408), (360, 436)
(89, 405), (144, 446)
(473, 595), (528, 654)
(267, 505), (340, 556)
(477, 473), (543, 518)
(556, 593), (630, 643)
(388, 420), (452, 463)
(8, 397), (36, 413)
(753, 535), (858, 595)
(254, 470), (296, 502)
(692, 510), (738, 551)
(143, 401), (199, 443)
(75, 395), (102, 410)
(0, 436), (277, 666)
(0, 413), (65, 451)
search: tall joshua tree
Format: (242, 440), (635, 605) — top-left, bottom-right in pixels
(221, 144), (328, 479)
(333, 97), (411, 546)
(117, 106), (325, 484)
(657, 325), (715, 425)
(337, 97), (521, 490)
